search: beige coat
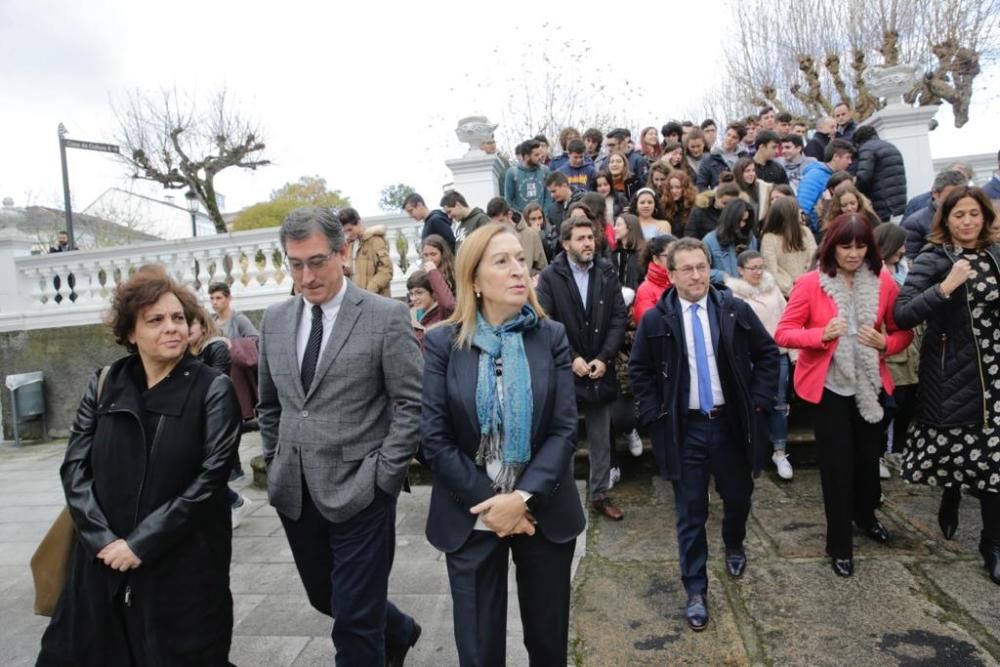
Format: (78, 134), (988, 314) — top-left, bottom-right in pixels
(347, 225), (393, 296)
(760, 228), (817, 297)
(725, 271), (793, 357)
(514, 219), (548, 275)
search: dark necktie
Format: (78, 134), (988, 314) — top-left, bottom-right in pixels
(300, 304), (324, 392)
(690, 304), (714, 414)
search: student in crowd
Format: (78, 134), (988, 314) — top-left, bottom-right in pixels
(551, 127), (581, 171)
(441, 190), (490, 245)
(607, 151), (640, 202)
(207, 281), (260, 435)
(421, 234), (457, 293)
(486, 197), (548, 276)
(404, 192), (457, 250)
(632, 234), (675, 325)
(583, 127), (604, 163)
(579, 193), (616, 256)
(833, 102), (858, 142)
(406, 262), (456, 351)
(504, 139), (552, 212)
(700, 119), (718, 150)
(775, 214), (913, 578)
(777, 133), (815, 192)
(640, 126), (663, 164)
(685, 177), (743, 241)
(804, 117), (836, 162)
(797, 139), (855, 232)
(703, 199), (759, 280)
(725, 250), (793, 479)
(661, 121), (683, 147)
(545, 170), (584, 230)
(663, 141), (688, 177)
(556, 138), (597, 193)
(524, 202), (560, 263)
(853, 126), (907, 222)
(759, 197), (817, 298)
(684, 128), (709, 179)
(594, 171), (628, 225)
(662, 170), (698, 239)
(893, 186), (1000, 584)
(751, 130), (790, 186)
(648, 161), (672, 207)
(339, 207), (394, 296)
(612, 213), (646, 290)
(632, 187), (671, 239)
(821, 181), (878, 234)
(421, 224), (585, 666)
(697, 122), (748, 191)
(733, 157), (760, 208)
(37, 266), (242, 666)
(536, 214), (628, 523)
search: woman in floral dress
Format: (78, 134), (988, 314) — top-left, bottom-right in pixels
(894, 186), (1000, 585)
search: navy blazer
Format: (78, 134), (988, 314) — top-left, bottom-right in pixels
(628, 286), (779, 481)
(422, 319), (587, 553)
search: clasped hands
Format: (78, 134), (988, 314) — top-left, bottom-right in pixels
(470, 493), (536, 538)
(97, 539), (142, 572)
(821, 317), (886, 351)
(572, 356), (607, 379)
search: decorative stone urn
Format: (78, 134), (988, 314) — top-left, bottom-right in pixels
(455, 116), (498, 157)
(864, 63), (921, 105)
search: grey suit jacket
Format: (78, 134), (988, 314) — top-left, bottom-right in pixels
(257, 282), (423, 522)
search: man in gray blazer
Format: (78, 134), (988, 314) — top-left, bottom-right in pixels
(258, 207), (423, 665)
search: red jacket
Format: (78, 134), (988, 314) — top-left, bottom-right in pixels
(633, 262), (672, 326)
(774, 269), (912, 405)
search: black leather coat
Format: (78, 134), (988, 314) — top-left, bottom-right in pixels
(893, 243), (1000, 428)
(38, 354), (241, 666)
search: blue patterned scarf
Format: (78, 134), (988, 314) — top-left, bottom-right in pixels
(472, 304), (539, 492)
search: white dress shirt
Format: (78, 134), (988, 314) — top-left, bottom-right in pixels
(296, 279), (349, 370)
(680, 295), (726, 410)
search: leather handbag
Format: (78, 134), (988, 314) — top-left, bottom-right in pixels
(29, 366), (109, 617)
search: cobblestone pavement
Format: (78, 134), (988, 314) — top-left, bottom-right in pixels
(3, 436), (999, 666)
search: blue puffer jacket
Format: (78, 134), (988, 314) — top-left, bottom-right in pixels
(796, 161), (832, 231)
(703, 229), (759, 282)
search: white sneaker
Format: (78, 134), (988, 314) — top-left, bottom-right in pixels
(772, 452), (794, 480)
(609, 467), (622, 489)
(231, 494), (251, 529)
(879, 458), (891, 479)
(627, 429), (643, 457)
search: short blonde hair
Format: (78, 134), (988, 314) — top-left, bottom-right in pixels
(444, 223), (546, 348)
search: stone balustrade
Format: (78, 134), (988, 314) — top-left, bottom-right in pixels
(0, 214), (423, 332)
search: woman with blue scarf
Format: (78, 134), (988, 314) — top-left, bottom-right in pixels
(422, 224), (586, 667)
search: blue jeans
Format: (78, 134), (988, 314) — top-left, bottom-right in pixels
(768, 354), (790, 452)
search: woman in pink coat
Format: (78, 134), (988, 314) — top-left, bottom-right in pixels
(775, 214), (913, 578)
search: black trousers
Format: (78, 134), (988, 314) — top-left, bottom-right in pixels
(445, 529), (576, 667)
(981, 491), (1000, 543)
(812, 389), (882, 558)
(278, 484), (415, 666)
(672, 412), (753, 595)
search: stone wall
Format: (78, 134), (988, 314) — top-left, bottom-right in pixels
(0, 310), (264, 442)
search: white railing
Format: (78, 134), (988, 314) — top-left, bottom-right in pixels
(0, 214), (424, 332)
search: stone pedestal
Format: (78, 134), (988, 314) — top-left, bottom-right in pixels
(0, 226), (34, 314)
(863, 104), (940, 200)
(445, 154), (505, 210)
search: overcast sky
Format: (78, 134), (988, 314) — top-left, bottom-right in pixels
(2, 0), (998, 220)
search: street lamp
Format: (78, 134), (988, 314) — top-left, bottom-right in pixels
(185, 189), (199, 237)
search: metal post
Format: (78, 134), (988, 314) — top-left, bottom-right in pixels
(190, 211), (197, 237)
(57, 123), (75, 249)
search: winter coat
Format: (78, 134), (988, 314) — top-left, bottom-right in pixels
(703, 229), (759, 280)
(196, 337), (231, 375)
(545, 191), (585, 232)
(901, 203), (936, 260)
(984, 174), (1000, 200)
(684, 192), (723, 240)
(535, 253), (627, 405)
(725, 272), (790, 354)
(612, 245), (644, 290)
(893, 243), (1000, 427)
(411, 267), (455, 351)
(504, 163), (552, 212)
(455, 208), (491, 244)
(634, 262), (671, 326)
(796, 161), (833, 230)
(514, 219), (548, 275)
(696, 148), (747, 191)
(754, 159), (789, 186)
(38, 354), (241, 667)
(804, 133), (830, 162)
(905, 191), (933, 218)
(421, 209), (457, 251)
(597, 149), (648, 189)
(556, 160), (596, 193)
(774, 270), (912, 405)
(760, 229), (817, 297)
(854, 137), (907, 221)
(836, 120), (857, 142)
(628, 286), (780, 480)
(348, 224), (394, 296)
(778, 155), (817, 191)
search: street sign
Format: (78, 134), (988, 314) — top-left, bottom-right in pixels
(63, 139), (120, 154)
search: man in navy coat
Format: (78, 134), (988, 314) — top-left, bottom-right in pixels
(629, 237), (778, 631)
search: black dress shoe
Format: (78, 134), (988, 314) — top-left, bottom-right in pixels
(939, 486), (961, 540)
(684, 594), (708, 631)
(864, 520), (890, 544)
(831, 557), (854, 578)
(979, 533), (1000, 585)
(386, 621), (422, 667)
(725, 548), (747, 578)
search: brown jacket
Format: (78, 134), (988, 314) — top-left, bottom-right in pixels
(513, 219), (548, 275)
(348, 225), (393, 296)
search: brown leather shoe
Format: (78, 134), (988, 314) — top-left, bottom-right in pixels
(592, 496), (624, 521)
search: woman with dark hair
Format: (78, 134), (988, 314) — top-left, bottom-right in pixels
(640, 126), (663, 164)
(663, 142), (686, 174)
(760, 197), (817, 297)
(612, 213), (646, 290)
(662, 170), (697, 238)
(703, 199), (759, 279)
(632, 188), (671, 239)
(579, 192), (615, 256)
(733, 156), (759, 206)
(633, 234), (675, 325)
(37, 265), (242, 665)
(524, 202), (560, 263)
(893, 186), (1000, 584)
(821, 181), (878, 234)
(594, 171), (628, 225)
(776, 215), (913, 578)
(684, 177), (743, 241)
(422, 234), (456, 293)
(422, 224), (585, 665)
(607, 152), (639, 201)
(407, 258), (457, 350)
(647, 162), (672, 207)
(815, 171), (855, 229)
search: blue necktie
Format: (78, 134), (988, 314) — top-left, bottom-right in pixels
(690, 304), (714, 414)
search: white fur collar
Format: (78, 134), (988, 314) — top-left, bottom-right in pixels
(725, 271), (777, 298)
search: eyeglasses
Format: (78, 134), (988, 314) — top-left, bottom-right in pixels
(408, 288), (430, 299)
(674, 264), (709, 276)
(743, 265), (765, 272)
(285, 252), (335, 273)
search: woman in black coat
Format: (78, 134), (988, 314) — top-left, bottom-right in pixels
(37, 265), (242, 666)
(422, 224), (585, 667)
(893, 186), (1000, 585)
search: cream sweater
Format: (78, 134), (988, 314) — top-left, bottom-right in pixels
(760, 229), (817, 297)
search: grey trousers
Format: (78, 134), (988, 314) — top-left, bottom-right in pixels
(580, 401), (612, 500)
